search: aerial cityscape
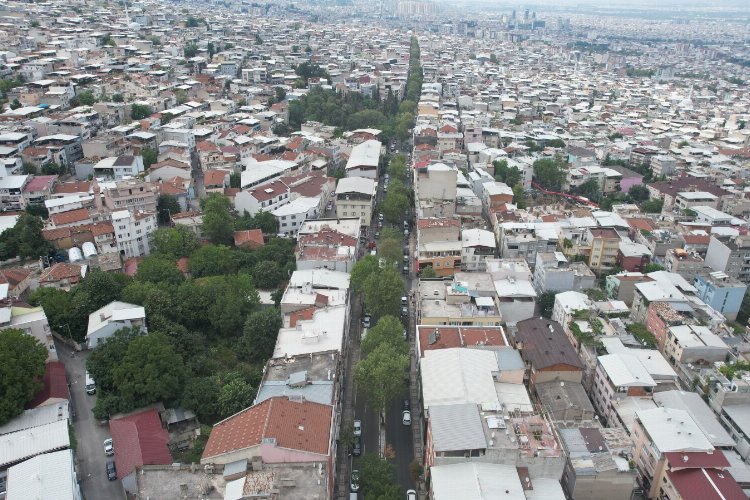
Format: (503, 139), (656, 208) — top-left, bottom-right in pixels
(1, 0), (750, 499)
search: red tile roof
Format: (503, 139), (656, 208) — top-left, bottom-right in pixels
(234, 229), (265, 248)
(249, 180), (288, 202)
(289, 306), (316, 327)
(416, 326), (507, 356)
(27, 361), (68, 409)
(110, 408), (172, 479)
(50, 208), (91, 226)
(665, 451), (730, 470)
(196, 140), (219, 152)
(683, 234), (711, 245)
(202, 397), (332, 461)
(625, 218), (657, 232)
(42, 226), (72, 241)
(22, 175), (57, 193)
(90, 221), (114, 236)
(39, 263), (83, 284)
(0, 267), (31, 288)
(52, 181), (90, 195)
(417, 218), (460, 230)
(667, 468), (745, 500)
(204, 169), (229, 187)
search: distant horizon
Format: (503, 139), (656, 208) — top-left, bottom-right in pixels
(428, 0), (750, 10)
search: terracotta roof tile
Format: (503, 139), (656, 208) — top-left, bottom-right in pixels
(52, 181), (91, 195)
(202, 397), (332, 461)
(234, 229), (265, 248)
(50, 208), (91, 226)
(110, 408), (172, 479)
(27, 361), (67, 409)
(39, 263), (83, 284)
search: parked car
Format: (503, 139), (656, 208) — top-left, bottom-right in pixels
(353, 435), (362, 456)
(403, 265), (408, 275)
(401, 296), (408, 306)
(103, 438), (114, 456)
(362, 315), (371, 328)
(106, 460), (117, 481)
(402, 409), (411, 426)
(353, 419), (362, 436)
(407, 490), (417, 500)
(401, 306), (408, 316)
(351, 469), (360, 492)
(403, 399), (410, 411)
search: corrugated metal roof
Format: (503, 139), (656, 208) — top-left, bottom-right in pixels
(0, 419), (70, 468)
(6, 449), (78, 500)
(429, 404), (486, 452)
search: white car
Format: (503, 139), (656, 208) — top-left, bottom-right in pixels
(353, 419), (362, 436)
(407, 490), (417, 500)
(402, 409), (411, 426)
(103, 438), (114, 456)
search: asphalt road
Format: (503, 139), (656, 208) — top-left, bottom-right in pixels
(385, 391), (415, 491)
(55, 339), (121, 500)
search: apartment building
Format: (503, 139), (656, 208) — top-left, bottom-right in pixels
(98, 178), (157, 213)
(664, 249), (706, 284)
(112, 210), (156, 258)
(344, 140), (380, 179)
(334, 176), (377, 226)
(497, 223), (559, 267)
(586, 227), (621, 269)
(417, 218), (462, 277)
(693, 271), (747, 321)
(460, 228), (496, 272)
(663, 325), (729, 366)
(704, 234), (750, 284)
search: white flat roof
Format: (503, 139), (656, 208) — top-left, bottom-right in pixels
(653, 390), (734, 448)
(6, 449), (78, 500)
(599, 353), (656, 387)
(87, 301), (145, 336)
(0, 419), (70, 468)
(345, 139), (381, 170)
(272, 305), (346, 358)
(421, 348), (500, 411)
(0, 402), (70, 435)
(430, 462), (525, 500)
(335, 175), (376, 196)
(288, 269), (350, 290)
(271, 196), (320, 217)
(636, 407), (714, 452)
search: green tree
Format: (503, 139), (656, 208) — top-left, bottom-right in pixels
(377, 237), (402, 264)
(9, 99), (21, 110)
(201, 193), (235, 245)
(0, 213), (52, 260)
(252, 260), (284, 289)
(229, 172), (241, 188)
(363, 267), (404, 319)
(111, 93), (124, 103)
(0, 330), (47, 425)
(189, 245), (239, 277)
(736, 290), (750, 326)
(493, 159), (522, 187)
(41, 162), (62, 175)
(113, 333), (188, 408)
(361, 315), (407, 356)
(201, 275), (260, 337)
(642, 263), (665, 273)
(512, 184), (526, 209)
(217, 375), (256, 418)
(382, 191), (410, 225)
(86, 327), (143, 392)
(627, 323), (657, 348)
(628, 184), (650, 202)
(357, 454), (401, 499)
(533, 155), (567, 191)
(76, 91), (97, 106)
(351, 255), (379, 293)
(355, 343), (408, 416)
(141, 147), (158, 169)
(420, 265), (436, 278)
(130, 103), (153, 120)
(157, 194), (181, 224)
(28, 287), (76, 336)
(150, 226), (199, 258)
(181, 376), (221, 424)
(539, 291), (556, 319)
(136, 255), (184, 285)
(574, 179), (602, 203)
(642, 198), (664, 213)
(236, 210), (279, 234)
(237, 307), (282, 362)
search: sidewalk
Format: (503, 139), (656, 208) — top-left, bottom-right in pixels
(407, 230), (426, 495)
(335, 295), (361, 499)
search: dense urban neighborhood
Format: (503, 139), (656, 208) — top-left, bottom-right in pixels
(1, 0), (750, 499)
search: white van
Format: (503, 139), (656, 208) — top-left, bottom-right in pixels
(85, 371), (96, 395)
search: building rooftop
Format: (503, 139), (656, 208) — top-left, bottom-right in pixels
(415, 325), (508, 356)
(255, 351), (338, 406)
(109, 407), (172, 479)
(0, 419), (70, 468)
(515, 318), (584, 371)
(430, 462), (526, 500)
(5, 449), (78, 500)
(636, 407), (714, 453)
(429, 403), (487, 452)
(0, 401), (70, 435)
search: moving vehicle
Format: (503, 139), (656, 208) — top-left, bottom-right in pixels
(351, 469), (360, 492)
(106, 460), (117, 481)
(85, 371), (96, 395)
(353, 419), (362, 436)
(103, 438), (114, 456)
(353, 435), (362, 456)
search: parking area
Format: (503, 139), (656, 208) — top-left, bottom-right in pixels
(54, 338), (122, 500)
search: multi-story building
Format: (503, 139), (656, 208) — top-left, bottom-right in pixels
(674, 191), (719, 212)
(533, 251), (595, 293)
(417, 279), (502, 328)
(235, 178), (290, 217)
(0, 174), (30, 210)
(92, 155), (145, 179)
(704, 234), (750, 284)
(592, 353), (657, 426)
(514, 317), (584, 389)
(617, 240), (652, 273)
(664, 249), (706, 284)
(585, 227), (621, 269)
(417, 218), (462, 277)
(460, 228), (495, 272)
(498, 223), (559, 267)
(693, 272), (747, 321)
(631, 407), (724, 498)
(111, 210), (156, 258)
(663, 325), (729, 366)
(344, 140), (380, 179)
(98, 178), (157, 214)
(334, 176), (377, 227)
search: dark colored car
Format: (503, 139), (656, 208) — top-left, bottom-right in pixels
(106, 460), (117, 481)
(353, 435), (362, 456)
